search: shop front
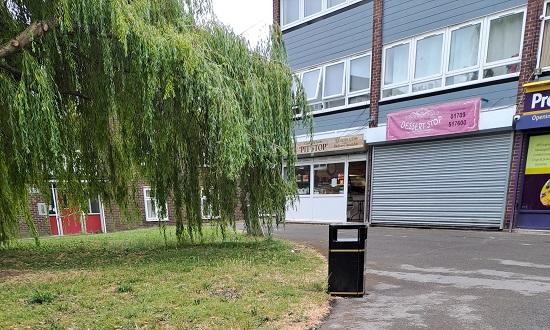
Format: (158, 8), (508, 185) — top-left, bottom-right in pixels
(514, 81), (550, 229)
(369, 98), (513, 228)
(286, 134), (367, 223)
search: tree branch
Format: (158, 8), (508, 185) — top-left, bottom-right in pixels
(0, 62), (21, 77)
(61, 91), (90, 100)
(0, 19), (57, 59)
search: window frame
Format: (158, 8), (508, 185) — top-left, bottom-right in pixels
(322, 60), (346, 99)
(301, 67), (322, 102)
(88, 197), (101, 215)
(143, 187), (169, 222)
(280, 0), (363, 30)
(483, 8), (526, 68)
(294, 51), (371, 117)
(380, 7), (526, 102)
(537, 0), (550, 71)
(348, 53), (372, 96)
(382, 40), (412, 90)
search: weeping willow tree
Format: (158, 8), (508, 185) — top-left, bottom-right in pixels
(0, 0), (309, 245)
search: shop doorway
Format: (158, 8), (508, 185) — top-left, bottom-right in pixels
(347, 161), (366, 222)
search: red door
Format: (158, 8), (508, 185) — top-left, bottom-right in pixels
(60, 208), (83, 235)
(85, 214), (102, 233)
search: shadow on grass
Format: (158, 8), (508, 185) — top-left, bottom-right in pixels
(0, 227), (290, 275)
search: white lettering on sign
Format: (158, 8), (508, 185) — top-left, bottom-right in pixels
(531, 93), (550, 110)
(532, 113), (550, 121)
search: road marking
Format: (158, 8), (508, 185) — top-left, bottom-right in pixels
(491, 259), (550, 269)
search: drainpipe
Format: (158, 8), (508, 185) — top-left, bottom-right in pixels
(509, 132), (525, 233)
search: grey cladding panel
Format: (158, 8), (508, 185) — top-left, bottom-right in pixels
(294, 107), (370, 136)
(371, 133), (512, 227)
(378, 81), (518, 124)
(383, 0), (527, 43)
(283, 1), (373, 70)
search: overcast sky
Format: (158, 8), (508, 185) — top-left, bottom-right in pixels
(212, 0), (273, 47)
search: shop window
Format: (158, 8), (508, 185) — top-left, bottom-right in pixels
(304, 0), (322, 17)
(282, 0), (300, 25)
(521, 135), (550, 211)
(89, 199), (101, 214)
(313, 163), (345, 195)
(295, 165), (311, 195)
(539, 2), (550, 70)
(323, 62), (345, 99)
(143, 187), (168, 222)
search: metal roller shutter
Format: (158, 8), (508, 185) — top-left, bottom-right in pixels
(371, 133), (512, 228)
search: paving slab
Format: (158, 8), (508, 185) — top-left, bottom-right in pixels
(272, 224), (550, 330)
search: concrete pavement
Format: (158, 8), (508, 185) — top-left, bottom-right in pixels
(272, 224), (550, 330)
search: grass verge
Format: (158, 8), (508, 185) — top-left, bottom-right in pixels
(0, 226), (329, 329)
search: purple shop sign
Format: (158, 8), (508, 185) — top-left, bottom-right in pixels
(524, 90), (550, 112)
(386, 98), (481, 141)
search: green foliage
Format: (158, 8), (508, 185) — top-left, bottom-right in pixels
(0, 0), (309, 245)
(0, 227), (328, 329)
(27, 290), (56, 304)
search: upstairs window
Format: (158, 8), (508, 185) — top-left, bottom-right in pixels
(282, 0), (300, 25)
(281, 0), (359, 28)
(381, 7), (525, 100)
(294, 52), (371, 115)
(304, 0), (322, 17)
(539, 2), (550, 70)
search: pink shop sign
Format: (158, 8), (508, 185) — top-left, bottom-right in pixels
(386, 98), (481, 141)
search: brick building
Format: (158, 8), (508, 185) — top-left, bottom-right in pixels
(277, 0), (550, 229)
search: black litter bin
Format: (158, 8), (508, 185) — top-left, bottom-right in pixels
(328, 224), (367, 297)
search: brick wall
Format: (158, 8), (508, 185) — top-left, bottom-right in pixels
(273, 0), (280, 25)
(363, 0), (383, 222)
(504, 0), (545, 229)
(19, 191), (51, 237)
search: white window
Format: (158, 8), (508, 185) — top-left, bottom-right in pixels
(302, 68), (322, 101)
(328, 0), (346, 8)
(383, 42), (410, 98)
(323, 62), (345, 98)
(89, 198), (101, 214)
(486, 12), (523, 63)
(448, 23), (481, 72)
(349, 54), (371, 93)
(538, 2), (550, 70)
(414, 34), (443, 80)
(280, 0), (358, 29)
(143, 187), (168, 222)
(294, 51), (371, 115)
(380, 7), (525, 100)
(282, 0), (300, 25)
(304, 0), (322, 17)
(201, 193), (220, 220)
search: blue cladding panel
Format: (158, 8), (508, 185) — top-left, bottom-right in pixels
(378, 81), (518, 124)
(383, 0), (527, 43)
(283, 1), (373, 71)
(294, 107), (370, 136)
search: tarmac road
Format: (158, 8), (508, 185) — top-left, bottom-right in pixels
(272, 224), (550, 330)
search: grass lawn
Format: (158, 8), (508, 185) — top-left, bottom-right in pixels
(0, 226), (329, 329)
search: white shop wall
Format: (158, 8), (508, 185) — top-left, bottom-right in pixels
(286, 153), (367, 223)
